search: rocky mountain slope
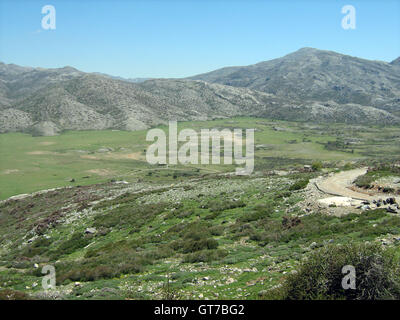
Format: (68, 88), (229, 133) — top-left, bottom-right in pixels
(189, 48), (400, 116)
(0, 48), (399, 135)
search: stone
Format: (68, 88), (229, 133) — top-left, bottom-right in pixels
(310, 242), (318, 249)
(386, 207), (398, 214)
(258, 290), (269, 297)
(84, 227), (97, 234)
(387, 197), (396, 205)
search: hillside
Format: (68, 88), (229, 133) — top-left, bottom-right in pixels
(1, 48), (400, 135)
(189, 48), (400, 116)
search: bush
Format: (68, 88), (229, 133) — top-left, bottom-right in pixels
(354, 174), (374, 189)
(57, 232), (91, 256)
(183, 249), (227, 263)
(311, 161), (323, 171)
(200, 199), (246, 212)
(289, 178), (309, 191)
(0, 289), (31, 300)
(265, 243), (400, 300)
(182, 238), (218, 253)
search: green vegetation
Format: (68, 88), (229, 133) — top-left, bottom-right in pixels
(266, 243), (400, 300)
(1, 118), (400, 300)
(354, 164), (400, 190)
(2, 117), (400, 200)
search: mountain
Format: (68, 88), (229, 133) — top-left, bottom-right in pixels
(391, 57), (400, 66)
(0, 63), (83, 109)
(91, 72), (151, 83)
(0, 48), (399, 135)
(0, 71), (297, 135)
(189, 48), (400, 116)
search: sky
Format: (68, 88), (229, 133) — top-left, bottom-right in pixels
(0, 0), (399, 78)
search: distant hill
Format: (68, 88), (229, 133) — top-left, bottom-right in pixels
(0, 48), (399, 135)
(391, 57), (400, 66)
(91, 72), (151, 83)
(189, 48), (400, 117)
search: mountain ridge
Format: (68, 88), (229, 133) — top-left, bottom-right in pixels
(188, 47), (400, 116)
(0, 48), (399, 135)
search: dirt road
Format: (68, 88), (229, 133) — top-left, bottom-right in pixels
(315, 168), (375, 201)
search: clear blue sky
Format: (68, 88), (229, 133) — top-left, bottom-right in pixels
(0, 0), (399, 78)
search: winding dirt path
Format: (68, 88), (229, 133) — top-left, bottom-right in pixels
(315, 168), (375, 201)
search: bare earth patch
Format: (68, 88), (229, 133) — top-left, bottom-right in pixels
(81, 152), (144, 161)
(26, 151), (63, 156)
(2, 169), (20, 175)
(81, 155), (99, 160)
(105, 152), (143, 161)
(86, 169), (116, 176)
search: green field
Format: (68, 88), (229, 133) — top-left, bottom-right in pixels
(2, 117), (399, 200)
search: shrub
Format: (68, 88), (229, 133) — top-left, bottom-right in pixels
(0, 289), (31, 300)
(57, 232), (91, 256)
(311, 161), (323, 171)
(183, 249), (227, 263)
(289, 178), (309, 191)
(188, 238), (218, 253)
(354, 174), (374, 189)
(265, 243), (400, 300)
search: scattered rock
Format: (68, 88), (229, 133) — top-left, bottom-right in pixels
(386, 206), (398, 214)
(258, 290), (269, 297)
(310, 242), (318, 249)
(387, 197), (396, 205)
(84, 227), (96, 234)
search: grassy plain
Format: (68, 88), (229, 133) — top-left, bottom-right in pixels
(2, 117), (400, 200)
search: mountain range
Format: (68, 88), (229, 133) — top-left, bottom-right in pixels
(0, 48), (399, 135)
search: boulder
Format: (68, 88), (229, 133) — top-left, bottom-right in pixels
(386, 207), (398, 214)
(387, 197), (396, 205)
(310, 242), (318, 249)
(84, 227), (96, 234)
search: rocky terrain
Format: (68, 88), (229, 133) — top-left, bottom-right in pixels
(1, 161), (400, 300)
(1, 48), (399, 135)
(189, 47), (400, 116)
